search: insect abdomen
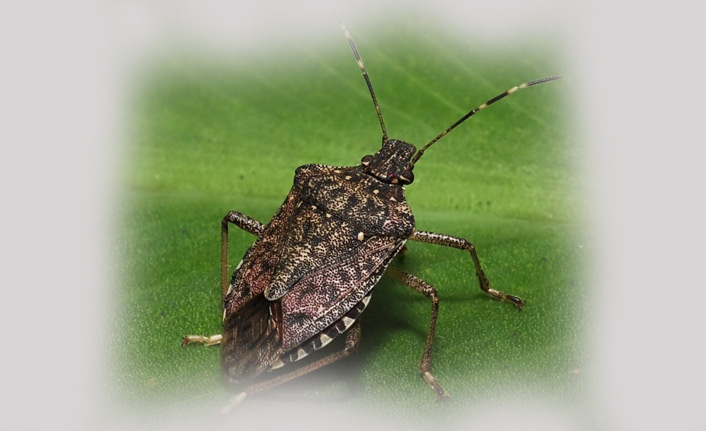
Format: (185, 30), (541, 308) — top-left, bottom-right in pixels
(272, 292), (372, 369)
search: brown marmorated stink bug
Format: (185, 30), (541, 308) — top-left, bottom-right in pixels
(183, 26), (561, 411)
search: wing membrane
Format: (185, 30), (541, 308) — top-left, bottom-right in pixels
(280, 235), (405, 350)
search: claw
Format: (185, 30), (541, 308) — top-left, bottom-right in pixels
(422, 371), (450, 400)
(181, 334), (223, 347)
(487, 288), (525, 310)
(220, 392), (247, 414)
(508, 295), (526, 310)
(436, 393), (451, 402)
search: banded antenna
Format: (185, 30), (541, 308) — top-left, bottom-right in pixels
(341, 25), (562, 161)
(410, 75), (562, 167)
(342, 25), (388, 145)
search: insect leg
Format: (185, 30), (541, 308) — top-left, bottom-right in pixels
(220, 322), (362, 413)
(386, 267), (449, 401)
(181, 334), (222, 347)
(182, 212), (265, 347)
(410, 230), (525, 309)
(221, 211), (266, 300)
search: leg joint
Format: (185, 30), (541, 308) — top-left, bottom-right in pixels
(223, 211), (265, 236)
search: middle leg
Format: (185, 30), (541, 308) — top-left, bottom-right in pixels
(387, 267), (449, 400)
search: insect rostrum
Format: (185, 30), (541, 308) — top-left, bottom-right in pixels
(183, 27), (560, 410)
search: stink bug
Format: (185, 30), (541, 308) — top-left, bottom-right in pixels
(183, 26), (561, 410)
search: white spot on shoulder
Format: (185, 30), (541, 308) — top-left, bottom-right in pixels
(373, 189), (379, 195)
(357, 231), (365, 241)
(345, 175), (352, 180)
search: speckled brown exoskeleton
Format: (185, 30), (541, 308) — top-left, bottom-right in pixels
(183, 26), (561, 411)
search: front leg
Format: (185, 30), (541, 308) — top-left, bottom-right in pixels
(409, 230), (525, 309)
(183, 211), (265, 347)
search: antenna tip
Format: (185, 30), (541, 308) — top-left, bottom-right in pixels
(525, 75), (563, 87)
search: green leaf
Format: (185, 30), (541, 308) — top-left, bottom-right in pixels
(112, 21), (586, 425)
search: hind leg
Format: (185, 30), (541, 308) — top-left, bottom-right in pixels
(220, 322), (362, 413)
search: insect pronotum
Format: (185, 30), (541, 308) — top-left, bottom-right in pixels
(183, 25), (561, 411)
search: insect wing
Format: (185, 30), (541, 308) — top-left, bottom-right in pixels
(221, 295), (283, 384)
(224, 191), (298, 315)
(264, 194), (367, 300)
(280, 234), (404, 351)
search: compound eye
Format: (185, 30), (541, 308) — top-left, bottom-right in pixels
(361, 155), (373, 166)
(398, 169), (414, 184)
